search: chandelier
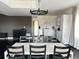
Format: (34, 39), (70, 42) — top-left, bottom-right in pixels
(30, 0), (48, 15)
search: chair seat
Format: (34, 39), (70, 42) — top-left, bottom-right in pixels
(20, 37), (29, 43)
(53, 55), (64, 59)
(49, 54), (64, 59)
(31, 55), (45, 59)
(11, 55), (25, 59)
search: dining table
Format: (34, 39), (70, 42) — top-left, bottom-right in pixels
(4, 43), (73, 59)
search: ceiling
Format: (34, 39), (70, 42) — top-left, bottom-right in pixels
(0, 0), (79, 16)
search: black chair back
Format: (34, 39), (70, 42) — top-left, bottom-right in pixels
(53, 45), (71, 59)
(7, 45), (25, 59)
(30, 45), (46, 59)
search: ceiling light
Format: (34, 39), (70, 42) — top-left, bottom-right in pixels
(30, 0), (48, 15)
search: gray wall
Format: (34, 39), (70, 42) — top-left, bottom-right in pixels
(0, 15), (32, 36)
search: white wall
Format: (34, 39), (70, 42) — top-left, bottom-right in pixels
(56, 7), (75, 47)
(62, 15), (73, 44)
(74, 6), (79, 49)
(32, 16), (57, 37)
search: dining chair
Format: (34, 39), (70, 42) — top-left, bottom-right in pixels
(50, 38), (58, 43)
(51, 45), (71, 59)
(7, 45), (25, 59)
(20, 36), (29, 42)
(30, 45), (46, 59)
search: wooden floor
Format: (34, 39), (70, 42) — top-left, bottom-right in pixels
(73, 49), (79, 59)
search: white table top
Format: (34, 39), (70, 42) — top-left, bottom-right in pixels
(13, 43), (65, 54)
(4, 43), (73, 59)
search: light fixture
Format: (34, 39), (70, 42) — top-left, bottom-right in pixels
(30, 0), (48, 15)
